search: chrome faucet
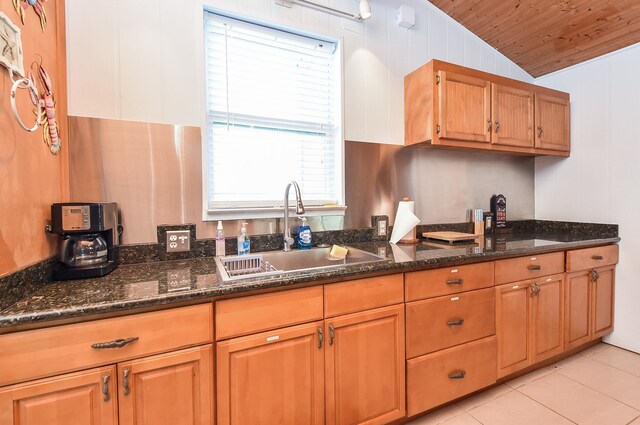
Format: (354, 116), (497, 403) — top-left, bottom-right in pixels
(283, 181), (305, 252)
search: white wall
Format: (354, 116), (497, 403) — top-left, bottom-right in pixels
(535, 43), (640, 353)
(65, 0), (533, 145)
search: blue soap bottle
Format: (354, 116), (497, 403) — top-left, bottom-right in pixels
(298, 217), (312, 250)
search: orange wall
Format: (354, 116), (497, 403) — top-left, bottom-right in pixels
(0, 0), (68, 276)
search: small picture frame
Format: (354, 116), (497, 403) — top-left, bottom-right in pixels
(0, 11), (25, 78)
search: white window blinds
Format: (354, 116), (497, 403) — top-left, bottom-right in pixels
(204, 12), (343, 214)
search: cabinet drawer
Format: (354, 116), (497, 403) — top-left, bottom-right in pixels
(566, 245), (619, 272)
(407, 336), (497, 416)
(0, 304), (213, 387)
(405, 262), (494, 301)
(324, 274), (404, 318)
(495, 252), (564, 284)
(216, 286), (323, 340)
(406, 287), (495, 358)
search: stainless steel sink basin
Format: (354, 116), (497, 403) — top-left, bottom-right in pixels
(215, 247), (387, 282)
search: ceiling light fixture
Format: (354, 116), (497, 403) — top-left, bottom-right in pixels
(275, 0), (372, 22)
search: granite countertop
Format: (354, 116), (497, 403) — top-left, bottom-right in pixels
(0, 230), (619, 330)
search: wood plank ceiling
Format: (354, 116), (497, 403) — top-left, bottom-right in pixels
(428, 0), (640, 77)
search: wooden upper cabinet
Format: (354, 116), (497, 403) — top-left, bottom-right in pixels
(405, 59), (570, 156)
(491, 84), (534, 148)
(324, 305), (405, 425)
(118, 345), (213, 425)
(0, 366), (118, 425)
(535, 93), (570, 152)
(437, 71), (491, 143)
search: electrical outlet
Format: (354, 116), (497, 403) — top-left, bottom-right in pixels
(166, 230), (190, 253)
(378, 220), (387, 236)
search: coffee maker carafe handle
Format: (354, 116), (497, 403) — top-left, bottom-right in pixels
(59, 236), (75, 264)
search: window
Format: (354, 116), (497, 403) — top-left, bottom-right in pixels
(203, 11), (344, 219)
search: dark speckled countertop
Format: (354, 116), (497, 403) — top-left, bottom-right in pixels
(0, 229), (619, 330)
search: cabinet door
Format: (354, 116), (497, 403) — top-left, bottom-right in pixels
(0, 366), (117, 425)
(491, 84), (534, 147)
(325, 305), (405, 425)
(118, 345), (213, 425)
(592, 266), (615, 339)
(565, 272), (591, 350)
(496, 282), (532, 378)
(531, 275), (564, 363)
(535, 93), (570, 151)
(437, 71), (491, 143)
(217, 322), (324, 425)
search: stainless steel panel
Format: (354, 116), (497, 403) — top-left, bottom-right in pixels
(69, 117), (534, 244)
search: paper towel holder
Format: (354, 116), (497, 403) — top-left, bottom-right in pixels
(397, 197), (419, 245)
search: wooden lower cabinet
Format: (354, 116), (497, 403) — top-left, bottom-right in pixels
(0, 366), (118, 425)
(407, 336), (497, 416)
(118, 345), (213, 425)
(216, 322), (325, 425)
(565, 266), (615, 350)
(496, 274), (564, 378)
(325, 305), (405, 425)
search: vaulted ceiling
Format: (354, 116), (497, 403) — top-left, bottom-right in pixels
(428, 0), (640, 77)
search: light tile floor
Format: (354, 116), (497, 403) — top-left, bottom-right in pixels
(408, 343), (640, 425)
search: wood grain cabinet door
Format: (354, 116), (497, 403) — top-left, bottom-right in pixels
(565, 272), (592, 351)
(217, 322), (325, 425)
(535, 93), (570, 151)
(496, 282), (532, 378)
(531, 274), (564, 363)
(117, 345), (213, 425)
(325, 305), (405, 425)
(591, 266), (615, 339)
(0, 366), (117, 425)
(491, 84), (534, 148)
(437, 71), (491, 143)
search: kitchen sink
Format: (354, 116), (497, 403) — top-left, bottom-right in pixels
(215, 247), (387, 282)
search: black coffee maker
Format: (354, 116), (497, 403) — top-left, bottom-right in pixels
(49, 202), (122, 280)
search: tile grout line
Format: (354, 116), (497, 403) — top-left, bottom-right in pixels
(625, 414), (640, 425)
(512, 387), (580, 424)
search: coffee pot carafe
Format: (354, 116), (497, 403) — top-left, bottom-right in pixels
(58, 234), (109, 267)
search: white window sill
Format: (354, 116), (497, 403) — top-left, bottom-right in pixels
(203, 205), (347, 221)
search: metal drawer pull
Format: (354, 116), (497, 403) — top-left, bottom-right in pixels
(487, 119), (492, 132)
(446, 279), (464, 285)
(589, 269), (600, 282)
(592, 255), (604, 260)
(329, 324), (335, 345)
(122, 368), (131, 396)
(447, 319), (465, 326)
(528, 265), (541, 271)
(102, 374), (111, 402)
(449, 370), (466, 379)
(92, 337), (139, 349)
(318, 327), (323, 349)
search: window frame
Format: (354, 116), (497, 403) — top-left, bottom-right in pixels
(201, 9), (346, 221)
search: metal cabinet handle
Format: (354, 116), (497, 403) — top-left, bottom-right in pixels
(495, 120), (500, 133)
(530, 285), (537, 297)
(589, 269), (600, 282)
(538, 126), (543, 138)
(317, 327), (323, 349)
(329, 324), (335, 345)
(528, 265), (541, 271)
(487, 119), (492, 132)
(123, 368), (131, 396)
(448, 370), (466, 379)
(447, 319), (465, 326)
(92, 337), (139, 349)
(102, 374), (111, 402)
(592, 255), (604, 260)
(446, 279), (464, 285)
(534, 283), (541, 295)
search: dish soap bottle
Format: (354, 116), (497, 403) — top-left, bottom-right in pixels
(237, 222), (250, 255)
(215, 221), (226, 257)
(298, 217), (312, 250)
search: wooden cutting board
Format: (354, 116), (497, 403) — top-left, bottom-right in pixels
(422, 231), (479, 244)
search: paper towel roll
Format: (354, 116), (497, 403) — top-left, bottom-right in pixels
(390, 200), (421, 244)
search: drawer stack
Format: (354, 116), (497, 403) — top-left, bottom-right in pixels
(405, 263), (497, 416)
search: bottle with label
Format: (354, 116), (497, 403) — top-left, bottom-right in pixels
(298, 217), (312, 250)
(237, 222), (250, 255)
(215, 221), (226, 257)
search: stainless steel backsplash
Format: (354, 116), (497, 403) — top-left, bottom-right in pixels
(69, 117), (534, 244)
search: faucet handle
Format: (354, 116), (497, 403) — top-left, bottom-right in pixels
(284, 236), (294, 246)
